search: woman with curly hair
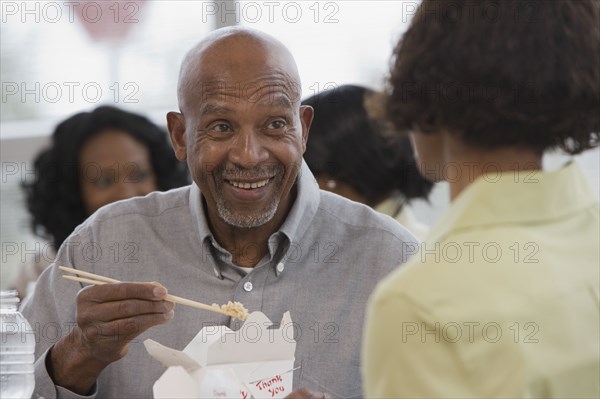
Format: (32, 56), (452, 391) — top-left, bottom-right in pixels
(303, 84), (433, 239)
(363, 1), (599, 397)
(12, 106), (189, 297)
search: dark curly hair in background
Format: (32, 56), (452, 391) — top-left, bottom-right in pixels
(23, 106), (190, 249)
(303, 85), (433, 206)
(386, 0), (599, 154)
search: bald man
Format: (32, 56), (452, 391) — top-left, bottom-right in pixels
(22, 27), (416, 399)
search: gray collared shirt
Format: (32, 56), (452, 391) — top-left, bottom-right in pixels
(22, 162), (417, 399)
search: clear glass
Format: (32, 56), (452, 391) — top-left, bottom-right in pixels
(1, 290), (35, 399)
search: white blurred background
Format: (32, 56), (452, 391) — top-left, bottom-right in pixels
(1, 1), (598, 288)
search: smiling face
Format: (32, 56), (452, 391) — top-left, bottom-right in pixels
(193, 92), (309, 229)
(168, 31), (313, 232)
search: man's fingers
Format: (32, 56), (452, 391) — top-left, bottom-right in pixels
(78, 299), (175, 323)
(73, 281), (174, 364)
(78, 282), (168, 302)
(108, 311), (175, 340)
(80, 311), (175, 342)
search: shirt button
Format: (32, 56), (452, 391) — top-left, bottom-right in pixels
(243, 281), (253, 292)
(276, 262), (285, 273)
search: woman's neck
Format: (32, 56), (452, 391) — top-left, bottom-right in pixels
(445, 139), (542, 201)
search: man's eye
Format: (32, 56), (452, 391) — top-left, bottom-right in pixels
(208, 123), (232, 133)
(93, 176), (115, 188)
(266, 120), (287, 130)
(128, 170), (149, 182)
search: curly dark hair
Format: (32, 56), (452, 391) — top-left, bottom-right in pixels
(23, 106), (190, 249)
(386, 0), (600, 154)
(303, 85), (433, 205)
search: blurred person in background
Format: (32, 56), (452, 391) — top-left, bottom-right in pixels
(12, 106), (189, 298)
(303, 85), (433, 240)
(363, 0), (600, 397)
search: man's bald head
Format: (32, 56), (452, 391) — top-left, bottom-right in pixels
(177, 27), (302, 113)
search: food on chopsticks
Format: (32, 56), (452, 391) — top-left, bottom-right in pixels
(59, 265), (248, 321)
(212, 301), (249, 322)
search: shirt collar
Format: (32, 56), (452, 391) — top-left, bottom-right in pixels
(275, 160), (321, 247)
(188, 160), (321, 275)
(427, 162), (598, 244)
(189, 181), (213, 244)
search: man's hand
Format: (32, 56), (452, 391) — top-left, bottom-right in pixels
(49, 282), (175, 394)
(285, 389), (332, 399)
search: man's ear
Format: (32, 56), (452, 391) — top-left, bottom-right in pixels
(299, 105), (314, 153)
(167, 111), (187, 161)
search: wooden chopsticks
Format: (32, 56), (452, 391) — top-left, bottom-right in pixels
(59, 266), (246, 320)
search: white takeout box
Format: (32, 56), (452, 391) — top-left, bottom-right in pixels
(144, 311), (296, 399)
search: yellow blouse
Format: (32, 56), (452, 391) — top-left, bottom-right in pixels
(363, 162), (600, 398)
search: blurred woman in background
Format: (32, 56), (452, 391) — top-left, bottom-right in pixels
(303, 84), (433, 239)
(12, 106), (189, 297)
